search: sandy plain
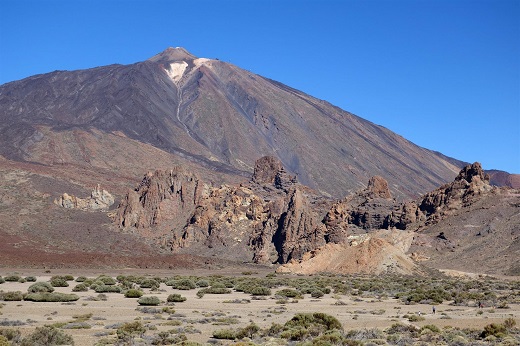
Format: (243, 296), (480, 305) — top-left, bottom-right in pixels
(0, 269), (519, 345)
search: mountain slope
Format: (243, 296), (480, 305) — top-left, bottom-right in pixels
(0, 47), (466, 199)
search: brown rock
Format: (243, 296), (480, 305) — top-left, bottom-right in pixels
(116, 167), (205, 232)
(367, 175), (392, 199)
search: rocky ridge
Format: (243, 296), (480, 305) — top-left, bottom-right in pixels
(114, 158), (518, 275)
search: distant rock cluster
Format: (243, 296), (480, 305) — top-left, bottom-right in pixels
(113, 157), (501, 274)
(54, 184), (114, 211)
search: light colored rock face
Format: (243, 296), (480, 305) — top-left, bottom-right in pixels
(54, 184), (114, 211)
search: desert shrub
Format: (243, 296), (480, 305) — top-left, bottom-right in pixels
(311, 290), (325, 298)
(276, 288), (302, 299)
(124, 289), (143, 298)
(96, 276), (116, 285)
(94, 285), (122, 293)
(264, 322), (284, 336)
(50, 276), (69, 287)
(167, 294), (187, 303)
(503, 317), (516, 329)
(20, 326), (74, 345)
(3, 275), (20, 282)
(63, 275), (74, 281)
(116, 321), (146, 340)
(25, 276), (37, 282)
(235, 323), (260, 339)
(75, 276), (87, 282)
(408, 314), (425, 322)
(24, 292), (79, 302)
(196, 279), (209, 287)
(386, 323), (419, 335)
(0, 277), (4, 284)
(72, 283), (89, 292)
(212, 329), (236, 340)
(138, 296), (160, 306)
(167, 278), (196, 290)
(250, 286), (271, 296)
(197, 286), (231, 298)
(28, 282), (55, 293)
(1, 291), (23, 301)
(0, 328), (21, 344)
(139, 279), (159, 290)
(62, 322), (91, 329)
(421, 324), (441, 333)
(481, 323), (507, 338)
(282, 312), (342, 340)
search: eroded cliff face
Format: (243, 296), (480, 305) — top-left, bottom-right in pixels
(114, 159), (513, 274)
(115, 167), (207, 246)
(170, 156), (328, 264)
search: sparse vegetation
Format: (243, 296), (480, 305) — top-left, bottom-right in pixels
(0, 272), (519, 345)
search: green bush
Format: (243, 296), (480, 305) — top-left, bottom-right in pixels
(20, 326), (74, 345)
(116, 321), (145, 340)
(124, 289), (143, 298)
(167, 278), (196, 290)
(75, 276), (87, 282)
(276, 288), (302, 299)
(0, 328), (21, 344)
(167, 294), (187, 302)
(250, 286), (271, 296)
(137, 296), (160, 306)
(481, 323), (507, 338)
(50, 276), (69, 287)
(196, 279), (209, 287)
(1, 291), (23, 301)
(25, 276), (37, 282)
(311, 290), (325, 298)
(96, 276), (116, 285)
(94, 285), (122, 293)
(28, 282), (55, 293)
(139, 279), (159, 290)
(212, 329), (236, 340)
(4, 275), (20, 282)
(0, 277), (4, 284)
(63, 275), (74, 281)
(235, 323), (260, 339)
(72, 283), (89, 292)
(284, 312), (342, 333)
(24, 292), (79, 302)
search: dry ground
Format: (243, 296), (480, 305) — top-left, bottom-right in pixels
(1, 270), (519, 345)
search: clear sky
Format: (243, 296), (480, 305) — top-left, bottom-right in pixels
(1, 0), (518, 173)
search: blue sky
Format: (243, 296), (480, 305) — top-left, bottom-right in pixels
(1, 0), (519, 173)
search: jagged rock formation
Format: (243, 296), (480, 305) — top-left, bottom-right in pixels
(323, 175), (395, 235)
(115, 168), (207, 245)
(387, 162), (494, 229)
(170, 156), (328, 264)
(54, 185), (114, 211)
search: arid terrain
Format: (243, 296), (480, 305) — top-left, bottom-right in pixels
(0, 270), (519, 345)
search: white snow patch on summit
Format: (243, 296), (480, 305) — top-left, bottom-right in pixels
(166, 61), (188, 82)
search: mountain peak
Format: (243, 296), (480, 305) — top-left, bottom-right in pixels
(148, 47), (197, 62)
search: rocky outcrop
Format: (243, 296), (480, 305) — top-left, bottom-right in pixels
(54, 185), (114, 211)
(387, 162), (494, 229)
(115, 168), (206, 234)
(323, 175), (396, 234)
(169, 156), (329, 264)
